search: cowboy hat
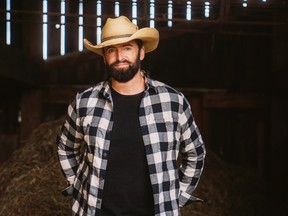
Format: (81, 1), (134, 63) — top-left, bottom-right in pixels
(83, 16), (159, 56)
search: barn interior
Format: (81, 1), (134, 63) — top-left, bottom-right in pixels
(0, 0), (288, 215)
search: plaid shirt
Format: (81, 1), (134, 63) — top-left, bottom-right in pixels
(57, 76), (206, 216)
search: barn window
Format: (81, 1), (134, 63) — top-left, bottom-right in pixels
(132, 0), (137, 24)
(6, 0), (11, 45)
(150, 0), (155, 27)
(205, 1), (210, 18)
(43, 0), (48, 60)
(60, 0), (66, 56)
(115, 1), (120, 17)
(96, 0), (102, 44)
(186, 1), (192, 21)
(78, 0), (84, 51)
(242, 0), (248, 8)
(168, 0), (173, 27)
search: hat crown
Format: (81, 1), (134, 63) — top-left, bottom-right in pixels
(101, 16), (139, 42)
(83, 15), (159, 56)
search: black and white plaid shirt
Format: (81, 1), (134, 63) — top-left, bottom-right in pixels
(57, 75), (206, 216)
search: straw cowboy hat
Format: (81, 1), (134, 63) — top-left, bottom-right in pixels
(84, 16), (159, 56)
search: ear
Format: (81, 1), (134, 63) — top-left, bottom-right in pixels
(140, 46), (145, 61)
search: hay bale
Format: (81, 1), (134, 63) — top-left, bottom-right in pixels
(0, 118), (286, 216)
(0, 118), (70, 216)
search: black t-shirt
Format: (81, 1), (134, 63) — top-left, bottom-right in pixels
(100, 88), (154, 216)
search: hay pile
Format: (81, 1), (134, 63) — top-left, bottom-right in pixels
(0, 118), (70, 216)
(0, 119), (286, 216)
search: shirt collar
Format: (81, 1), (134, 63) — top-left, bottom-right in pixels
(142, 70), (158, 94)
(99, 81), (112, 102)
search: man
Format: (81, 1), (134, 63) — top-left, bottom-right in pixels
(57, 16), (205, 216)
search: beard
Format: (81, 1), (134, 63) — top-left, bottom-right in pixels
(105, 51), (141, 83)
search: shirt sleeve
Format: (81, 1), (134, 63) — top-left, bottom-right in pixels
(56, 95), (84, 187)
(178, 96), (206, 207)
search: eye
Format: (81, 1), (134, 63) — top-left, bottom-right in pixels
(124, 46), (132, 51)
(106, 48), (115, 54)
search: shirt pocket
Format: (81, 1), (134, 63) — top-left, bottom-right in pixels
(146, 115), (179, 151)
(82, 123), (107, 150)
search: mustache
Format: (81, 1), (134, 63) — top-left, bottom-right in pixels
(111, 60), (131, 66)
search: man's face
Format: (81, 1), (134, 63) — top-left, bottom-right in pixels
(103, 40), (144, 83)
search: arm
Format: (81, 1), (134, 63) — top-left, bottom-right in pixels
(56, 96), (84, 188)
(178, 97), (206, 207)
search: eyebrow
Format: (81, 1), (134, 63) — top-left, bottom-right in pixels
(105, 42), (134, 50)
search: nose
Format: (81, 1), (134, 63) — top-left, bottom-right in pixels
(115, 49), (124, 62)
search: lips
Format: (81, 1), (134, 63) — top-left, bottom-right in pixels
(112, 60), (131, 69)
(115, 62), (128, 66)
(113, 60), (130, 65)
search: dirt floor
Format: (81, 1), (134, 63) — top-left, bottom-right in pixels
(0, 118), (287, 216)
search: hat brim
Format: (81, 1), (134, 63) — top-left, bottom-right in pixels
(84, 28), (159, 56)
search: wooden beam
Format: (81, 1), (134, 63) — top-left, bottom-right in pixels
(44, 50), (100, 70)
(44, 85), (91, 105)
(0, 43), (43, 86)
(20, 89), (44, 145)
(203, 92), (263, 109)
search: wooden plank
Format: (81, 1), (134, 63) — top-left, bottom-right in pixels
(0, 43), (43, 86)
(44, 50), (99, 70)
(44, 85), (91, 105)
(203, 92), (263, 109)
(189, 96), (204, 132)
(20, 89), (44, 145)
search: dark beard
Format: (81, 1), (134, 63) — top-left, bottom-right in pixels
(105, 52), (141, 83)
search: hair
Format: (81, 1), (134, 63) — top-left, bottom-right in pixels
(135, 39), (143, 50)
